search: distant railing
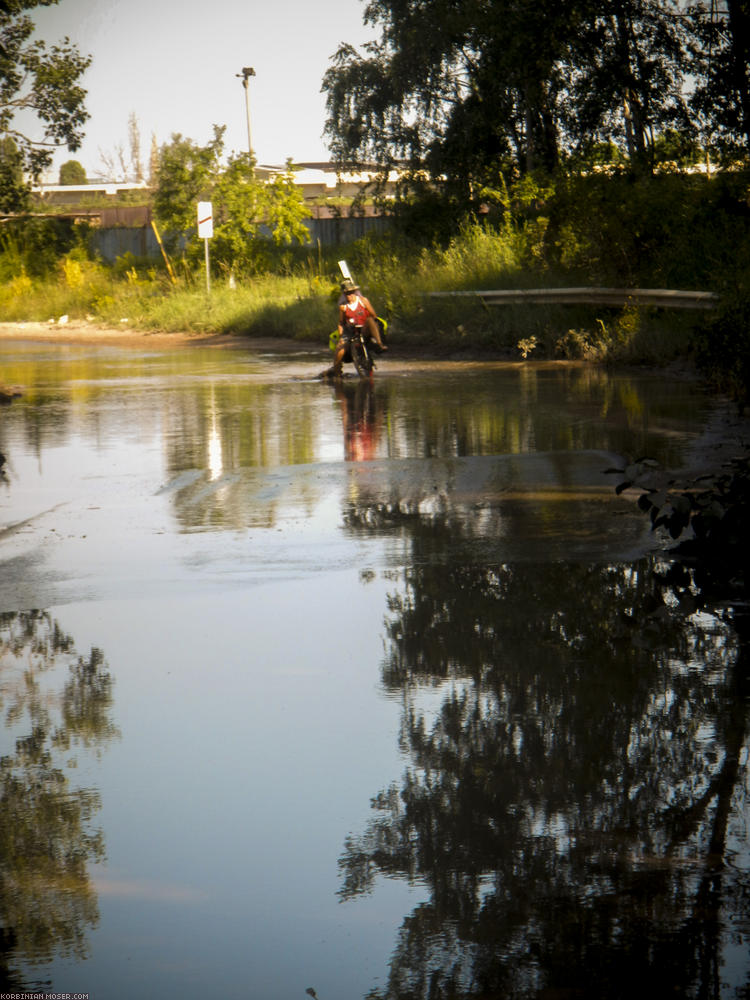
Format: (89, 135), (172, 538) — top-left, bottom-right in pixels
(426, 287), (718, 310)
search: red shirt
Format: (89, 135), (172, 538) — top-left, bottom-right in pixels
(342, 295), (371, 326)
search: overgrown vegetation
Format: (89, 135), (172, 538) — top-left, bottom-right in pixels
(608, 450), (749, 615)
(151, 127), (310, 275)
(3, 168), (750, 400)
(323, 0), (750, 197)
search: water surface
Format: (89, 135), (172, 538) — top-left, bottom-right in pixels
(1, 341), (747, 999)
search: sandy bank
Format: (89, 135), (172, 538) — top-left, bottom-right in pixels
(0, 319), (309, 353)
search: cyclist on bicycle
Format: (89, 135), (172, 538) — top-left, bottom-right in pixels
(329, 280), (387, 376)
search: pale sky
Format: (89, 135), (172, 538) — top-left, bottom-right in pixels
(29, 0), (378, 181)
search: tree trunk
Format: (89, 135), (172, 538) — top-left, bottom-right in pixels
(610, 4), (649, 167)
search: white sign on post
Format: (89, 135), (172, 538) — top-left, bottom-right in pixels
(197, 202), (213, 238)
(197, 202), (213, 293)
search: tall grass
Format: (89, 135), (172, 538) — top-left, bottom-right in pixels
(3, 169), (748, 373)
(110, 273), (333, 339)
(0, 232), (704, 362)
(0, 249), (335, 340)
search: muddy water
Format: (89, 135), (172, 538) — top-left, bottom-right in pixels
(1, 340), (747, 999)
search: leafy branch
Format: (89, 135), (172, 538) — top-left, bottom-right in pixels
(608, 453), (750, 585)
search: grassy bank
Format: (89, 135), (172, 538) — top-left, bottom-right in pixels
(0, 226), (710, 365)
(2, 170), (749, 389)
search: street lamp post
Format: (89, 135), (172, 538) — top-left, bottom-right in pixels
(236, 67), (256, 166)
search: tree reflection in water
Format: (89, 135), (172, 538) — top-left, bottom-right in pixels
(339, 559), (749, 999)
(0, 611), (118, 989)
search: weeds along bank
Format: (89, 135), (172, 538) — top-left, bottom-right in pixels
(1, 171), (749, 395)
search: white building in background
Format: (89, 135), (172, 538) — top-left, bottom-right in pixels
(31, 162), (400, 206)
(23, 162), (396, 254)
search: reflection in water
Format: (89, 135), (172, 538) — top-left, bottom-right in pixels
(334, 380), (384, 462)
(0, 612), (117, 989)
(0, 347), (717, 543)
(153, 365), (714, 541)
(340, 558), (750, 998)
(1, 342), (745, 998)
(340, 451), (651, 563)
(207, 388), (224, 482)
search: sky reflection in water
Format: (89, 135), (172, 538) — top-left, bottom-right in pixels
(0, 341), (747, 999)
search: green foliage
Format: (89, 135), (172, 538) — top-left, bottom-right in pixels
(323, 0), (579, 182)
(210, 151), (265, 271)
(1, 165), (749, 387)
(152, 126), (225, 241)
(0, 135), (28, 211)
(546, 170), (750, 289)
(209, 156), (310, 275)
(59, 159), (87, 185)
(693, 282), (750, 406)
(101, 273), (331, 339)
(689, 0), (750, 158)
(264, 161), (310, 246)
(322, 0), (749, 220)
(0, 215), (91, 278)
(153, 130), (309, 273)
(564, 1), (695, 170)
(609, 453), (750, 606)
(562, 140), (627, 174)
(0, 0), (91, 199)
(651, 130), (704, 171)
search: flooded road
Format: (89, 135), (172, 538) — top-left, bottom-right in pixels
(1, 340), (748, 999)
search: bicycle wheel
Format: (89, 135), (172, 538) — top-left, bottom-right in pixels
(350, 338), (373, 379)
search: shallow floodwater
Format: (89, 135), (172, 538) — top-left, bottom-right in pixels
(0, 340), (748, 999)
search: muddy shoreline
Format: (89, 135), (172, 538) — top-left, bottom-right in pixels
(0, 319), (290, 351)
(0, 319), (522, 361)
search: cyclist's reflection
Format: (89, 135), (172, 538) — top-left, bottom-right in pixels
(333, 380), (383, 462)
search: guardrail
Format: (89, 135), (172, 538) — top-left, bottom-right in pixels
(425, 287), (718, 310)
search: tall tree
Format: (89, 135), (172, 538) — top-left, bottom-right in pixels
(97, 114), (145, 182)
(0, 134), (25, 210)
(127, 110), (143, 182)
(153, 131), (309, 270)
(0, 0), (91, 209)
(323, 0), (709, 204)
(724, 0), (750, 150)
(148, 131), (159, 185)
(152, 126), (225, 239)
(323, 0), (580, 194)
(689, 0), (750, 158)
(58, 157), (85, 184)
(564, 0), (696, 170)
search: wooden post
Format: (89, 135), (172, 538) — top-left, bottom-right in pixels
(150, 219), (177, 284)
